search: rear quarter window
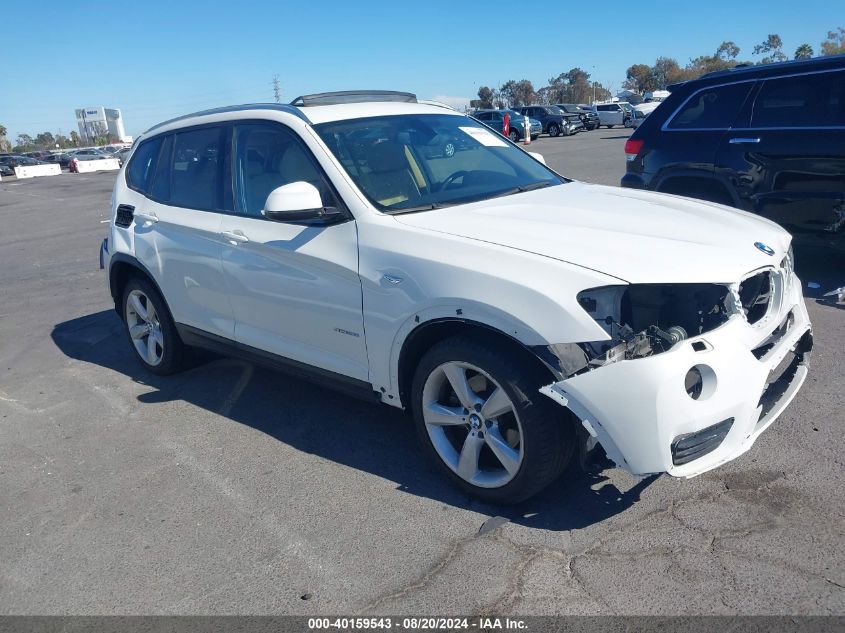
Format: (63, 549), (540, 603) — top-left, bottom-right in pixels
(126, 137), (163, 194)
(752, 70), (845, 128)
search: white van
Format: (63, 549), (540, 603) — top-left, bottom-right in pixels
(591, 102), (631, 128)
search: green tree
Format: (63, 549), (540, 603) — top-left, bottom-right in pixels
(794, 43), (814, 59)
(821, 27), (845, 55)
(754, 34), (787, 63)
(35, 132), (56, 150)
(623, 63), (656, 93)
(70, 131), (81, 147)
(14, 134), (35, 151)
(476, 86), (494, 109)
(499, 79), (536, 107)
(0, 124), (9, 153)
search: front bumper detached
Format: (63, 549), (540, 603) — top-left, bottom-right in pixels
(541, 273), (812, 478)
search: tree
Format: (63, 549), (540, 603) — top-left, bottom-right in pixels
(754, 34), (787, 64)
(0, 124), (9, 153)
(70, 131), (81, 147)
(35, 132), (56, 150)
(715, 41), (740, 61)
(623, 63), (656, 93)
(476, 86), (494, 109)
(821, 27), (845, 55)
(794, 43), (814, 59)
(688, 41), (744, 76)
(15, 134), (34, 151)
(499, 79), (535, 107)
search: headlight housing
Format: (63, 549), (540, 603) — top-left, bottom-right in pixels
(576, 283), (733, 365)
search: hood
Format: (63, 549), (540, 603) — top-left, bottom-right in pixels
(395, 182), (790, 284)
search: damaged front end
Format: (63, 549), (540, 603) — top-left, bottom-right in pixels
(575, 283), (734, 368)
(538, 269), (812, 478)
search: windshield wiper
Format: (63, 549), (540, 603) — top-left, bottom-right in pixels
(488, 180), (555, 200)
(384, 202), (450, 215)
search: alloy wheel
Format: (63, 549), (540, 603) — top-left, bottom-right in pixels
(125, 289), (164, 366)
(421, 361), (524, 488)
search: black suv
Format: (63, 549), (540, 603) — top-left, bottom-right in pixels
(557, 103), (600, 130)
(622, 54), (845, 251)
(515, 105), (582, 137)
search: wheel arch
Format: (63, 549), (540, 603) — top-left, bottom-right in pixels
(654, 172), (740, 207)
(396, 317), (560, 410)
(108, 253), (166, 319)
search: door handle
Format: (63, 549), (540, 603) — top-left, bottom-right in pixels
(134, 212), (159, 224)
(221, 230), (249, 244)
(729, 137), (761, 144)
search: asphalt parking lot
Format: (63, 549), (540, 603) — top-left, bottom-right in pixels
(1, 130), (843, 616)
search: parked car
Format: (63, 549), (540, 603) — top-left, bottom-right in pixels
(472, 109), (542, 142)
(41, 152), (73, 168)
(0, 154), (45, 176)
(68, 148), (114, 172)
(592, 102), (632, 128)
(622, 54), (845, 252)
(630, 108), (648, 128)
(101, 90), (812, 504)
(514, 105), (581, 137)
(557, 104), (600, 130)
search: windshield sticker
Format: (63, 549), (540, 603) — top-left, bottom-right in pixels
(459, 126), (508, 147)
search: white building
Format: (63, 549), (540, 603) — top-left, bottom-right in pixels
(75, 107), (132, 144)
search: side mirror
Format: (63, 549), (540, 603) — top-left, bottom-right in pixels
(261, 181), (341, 224)
(528, 151), (546, 165)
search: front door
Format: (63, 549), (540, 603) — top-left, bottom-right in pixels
(218, 121), (369, 381)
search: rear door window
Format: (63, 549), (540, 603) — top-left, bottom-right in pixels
(751, 70), (845, 128)
(154, 126), (227, 211)
(668, 82), (753, 130)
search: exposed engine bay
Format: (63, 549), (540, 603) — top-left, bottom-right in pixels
(576, 283), (734, 367)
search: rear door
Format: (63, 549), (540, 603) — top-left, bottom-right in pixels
(648, 81), (755, 192)
(126, 126), (234, 339)
(714, 69), (845, 240)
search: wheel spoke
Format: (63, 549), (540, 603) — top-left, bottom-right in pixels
(485, 426), (521, 475)
(129, 324), (148, 340)
(424, 402), (466, 426)
(147, 302), (158, 323)
(442, 364), (481, 410)
(146, 339), (158, 364)
(151, 327), (164, 348)
(480, 387), (512, 420)
(130, 294), (148, 321)
(457, 432), (485, 481)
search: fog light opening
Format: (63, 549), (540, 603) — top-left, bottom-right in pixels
(685, 364), (716, 400)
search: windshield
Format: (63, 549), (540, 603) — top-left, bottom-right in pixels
(315, 114), (564, 213)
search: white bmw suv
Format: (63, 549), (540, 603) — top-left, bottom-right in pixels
(101, 91), (812, 504)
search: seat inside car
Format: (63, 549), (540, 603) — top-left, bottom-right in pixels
(362, 141), (421, 207)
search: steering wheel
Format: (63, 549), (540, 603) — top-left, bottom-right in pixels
(441, 170), (470, 191)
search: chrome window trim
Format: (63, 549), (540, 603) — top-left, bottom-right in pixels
(661, 67), (845, 132)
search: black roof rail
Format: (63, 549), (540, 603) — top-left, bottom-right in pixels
(290, 90), (417, 107)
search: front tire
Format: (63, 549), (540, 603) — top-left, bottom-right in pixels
(122, 276), (186, 375)
(411, 336), (574, 504)
(548, 123), (560, 138)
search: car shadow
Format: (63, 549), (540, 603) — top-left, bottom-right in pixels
(794, 243), (845, 308)
(51, 310), (656, 532)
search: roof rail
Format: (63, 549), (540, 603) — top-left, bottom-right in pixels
(143, 103), (310, 134)
(290, 90), (417, 107)
(416, 99), (458, 112)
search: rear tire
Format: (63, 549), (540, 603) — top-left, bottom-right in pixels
(508, 129), (520, 142)
(121, 276), (186, 376)
(410, 336), (574, 504)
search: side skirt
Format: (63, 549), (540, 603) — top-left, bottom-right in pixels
(176, 324), (381, 404)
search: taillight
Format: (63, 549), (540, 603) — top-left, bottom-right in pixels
(624, 138), (644, 161)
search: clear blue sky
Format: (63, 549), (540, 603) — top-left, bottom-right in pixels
(1, 0), (837, 141)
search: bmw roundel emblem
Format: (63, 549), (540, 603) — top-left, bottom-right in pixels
(754, 242), (775, 256)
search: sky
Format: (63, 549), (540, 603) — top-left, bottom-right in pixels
(1, 0), (838, 141)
